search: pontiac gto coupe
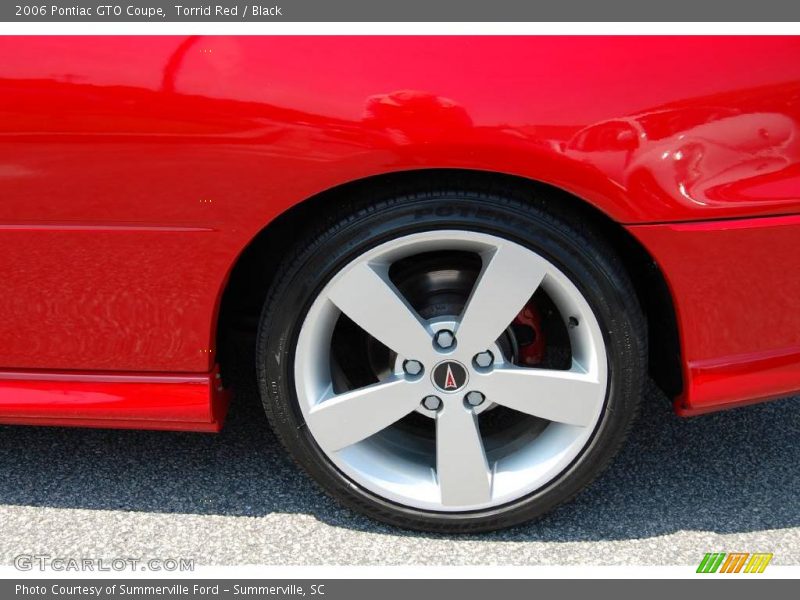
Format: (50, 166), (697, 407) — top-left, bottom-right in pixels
(1, 36), (799, 531)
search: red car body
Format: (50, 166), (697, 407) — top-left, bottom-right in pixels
(1, 36), (799, 431)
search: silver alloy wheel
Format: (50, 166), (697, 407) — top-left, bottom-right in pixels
(294, 230), (608, 512)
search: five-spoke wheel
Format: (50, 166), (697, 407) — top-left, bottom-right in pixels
(258, 187), (645, 532)
(295, 231), (607, 510)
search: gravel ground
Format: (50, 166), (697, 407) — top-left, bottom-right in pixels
(0, 363), (797, 566)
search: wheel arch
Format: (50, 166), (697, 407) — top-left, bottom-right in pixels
(215, 168), (683, 401)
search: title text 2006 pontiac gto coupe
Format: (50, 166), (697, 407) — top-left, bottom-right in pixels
(1, 36), (799, 531)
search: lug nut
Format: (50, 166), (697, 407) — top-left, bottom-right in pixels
(434, 329), (456, 350)
(473, 351), (494, 369)
(422, 395), (443, 411)
(403, 360), (423, 376)
(465, 391), (485, 407)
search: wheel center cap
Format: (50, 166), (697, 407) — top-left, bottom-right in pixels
(431, 360), (469, 393)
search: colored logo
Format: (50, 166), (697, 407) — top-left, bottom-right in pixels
(431, 360), (468, 393)
(696, 553), (773, 573)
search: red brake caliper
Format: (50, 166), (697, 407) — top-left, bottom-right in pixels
(512, 300), (545, 366)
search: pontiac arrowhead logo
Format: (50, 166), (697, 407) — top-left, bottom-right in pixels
(444, 365), (458, 389)
(432, 360), (468, 393)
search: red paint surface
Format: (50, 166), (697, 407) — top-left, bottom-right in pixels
(630, 214), (800, 413)
(0, 36), (799, 426)
(0, 368), (229, 431)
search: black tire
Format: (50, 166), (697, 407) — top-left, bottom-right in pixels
(257, 183), (646, 533)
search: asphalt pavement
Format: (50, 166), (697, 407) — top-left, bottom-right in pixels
(0, 362), (797, 566)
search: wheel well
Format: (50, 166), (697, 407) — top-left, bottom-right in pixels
(216, 169), (683, 399)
